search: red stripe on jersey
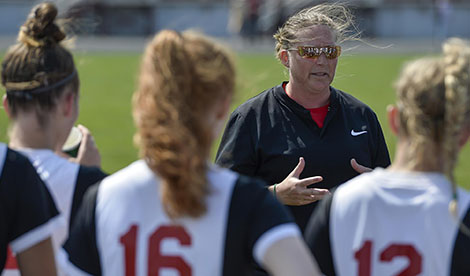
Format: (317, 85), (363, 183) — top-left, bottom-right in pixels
(5, 246), (18, 269)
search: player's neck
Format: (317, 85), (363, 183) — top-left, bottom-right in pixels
(8, 114), (62, 152)
(388, 140), (444, 173)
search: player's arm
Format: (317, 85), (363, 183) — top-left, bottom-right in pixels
(69, 165), (108, 231)
(450, 201), (470, 275)
(61, 183), (102, 276)
(262, 235), (320, 276)
(17, 238), (56, 276)
(4, 147), (62, 276)
(304, 193), (336, 275)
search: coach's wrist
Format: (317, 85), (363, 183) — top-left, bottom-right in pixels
(268, 184), (278, 199)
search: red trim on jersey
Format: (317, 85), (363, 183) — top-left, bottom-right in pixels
(5, 246), (18, 269)
(282, 82), (329, 128)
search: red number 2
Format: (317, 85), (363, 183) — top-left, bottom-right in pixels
(354, 240), (422, 276)
(120, 225), (192, 276)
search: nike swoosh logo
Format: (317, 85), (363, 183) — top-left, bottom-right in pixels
(351, 129), (368, 136)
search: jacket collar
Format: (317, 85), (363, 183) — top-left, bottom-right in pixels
(273, 81), (339, 118)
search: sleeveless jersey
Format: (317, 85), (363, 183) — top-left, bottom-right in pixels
(0, 143), (61, 273)
(60, 160), (300, 276)
(2, 148), (106, 276)
(305, 168), (470, 276)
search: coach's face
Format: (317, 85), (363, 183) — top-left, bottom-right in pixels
(286, 25), (338, 95)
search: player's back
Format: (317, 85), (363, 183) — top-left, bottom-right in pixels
(306, 168), (470, 276)
(97, 160), (237, 275)
(62, 160), (298, 276)
(2, 148), (106, 276)
(0, 143), (61, 274)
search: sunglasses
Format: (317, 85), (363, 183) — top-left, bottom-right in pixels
(289, 46), (341, 59)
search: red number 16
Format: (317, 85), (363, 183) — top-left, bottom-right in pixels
(120, 225), (192, 276)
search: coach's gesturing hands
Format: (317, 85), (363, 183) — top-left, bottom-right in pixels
(350, 158), (372, 173)
(270, 157), (329, 206)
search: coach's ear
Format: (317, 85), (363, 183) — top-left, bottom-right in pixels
(387, 104), (399, 135)
(2, 95), (12, 118)
(280, 50), (289, 68)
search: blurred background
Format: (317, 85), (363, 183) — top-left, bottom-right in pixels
(0, 0), (470, 188)
(0, 0), (468, 42)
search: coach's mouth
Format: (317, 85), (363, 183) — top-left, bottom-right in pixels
(310, 72), (329, 77)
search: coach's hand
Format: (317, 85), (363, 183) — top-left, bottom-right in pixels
(72, 124), (102, 168)
(350, 158), (372, 174)
(270, 157), (329, 206)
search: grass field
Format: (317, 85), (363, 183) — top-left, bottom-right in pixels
(1, 51), (470, 190)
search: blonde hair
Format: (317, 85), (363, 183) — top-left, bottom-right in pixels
(273, 3), (359, 61)
(133, 30), (235, 218)
(395, 38), (470, 217)
(1, 2), (78, 127)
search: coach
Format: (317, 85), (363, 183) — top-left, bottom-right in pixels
(216, 3), (391, 232)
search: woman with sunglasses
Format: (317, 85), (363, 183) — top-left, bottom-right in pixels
(305, 37), (470, 276)
(216, 3), (390, 234)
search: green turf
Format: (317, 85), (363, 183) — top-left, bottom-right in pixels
(73, 53), (140, 173)
(1, 51), (469, 190)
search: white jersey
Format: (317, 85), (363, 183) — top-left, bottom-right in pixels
(2, 149), (106, 276)
(0, 143), (61, 273)
(305, 168), (470, 276)
(60, 160), (300, 276)
(19, 149), (80, 249)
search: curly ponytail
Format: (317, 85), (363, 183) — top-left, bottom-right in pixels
(133, 30), (235, 218)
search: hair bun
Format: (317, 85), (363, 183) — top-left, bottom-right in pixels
(19, 2), (65, 47)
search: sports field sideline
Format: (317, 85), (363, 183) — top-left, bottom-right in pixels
(1, 35), (469, 190)
(0, 35), (446, 54)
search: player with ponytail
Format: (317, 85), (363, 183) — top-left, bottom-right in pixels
(305, 38), (470, 275)
(133, 30), (232, 219)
